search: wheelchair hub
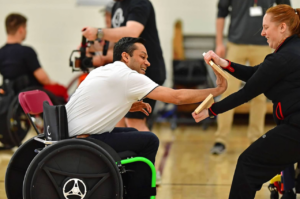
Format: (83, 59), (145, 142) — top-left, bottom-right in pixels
(63, 178), (87, 199)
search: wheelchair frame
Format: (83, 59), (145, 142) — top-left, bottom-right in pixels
(33, 136), (157, 199)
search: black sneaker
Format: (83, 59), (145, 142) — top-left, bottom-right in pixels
(268, 184), (279, 199)
(281, 190), (296, 199)
(210, 142), (226, 155)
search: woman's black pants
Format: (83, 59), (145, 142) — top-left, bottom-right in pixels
(229, 124), (300, 199)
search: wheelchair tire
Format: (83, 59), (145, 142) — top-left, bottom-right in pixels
(23, 139), (122, 199)
(6, 95), (30, 147)
(5, 135), (45, 199)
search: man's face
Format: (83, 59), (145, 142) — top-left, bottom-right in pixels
(125, 43), (150, 75)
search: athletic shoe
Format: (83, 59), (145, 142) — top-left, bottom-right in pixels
(210, 142), (226, 155)
(268, 184), (279, 199)
(156, 170), (162, 186)
(281, 190), (296, 199)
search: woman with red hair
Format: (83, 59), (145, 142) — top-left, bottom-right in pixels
(193, 4), (300, 199)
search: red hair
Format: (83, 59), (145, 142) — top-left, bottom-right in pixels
(266, 5), (300, 37)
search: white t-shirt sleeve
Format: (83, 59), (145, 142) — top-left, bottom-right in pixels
(127, 72), (158, 101)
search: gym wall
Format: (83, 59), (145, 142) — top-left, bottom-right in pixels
(0, 0), (299, 87)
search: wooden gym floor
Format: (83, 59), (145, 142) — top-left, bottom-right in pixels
(0, 123), (299, 199)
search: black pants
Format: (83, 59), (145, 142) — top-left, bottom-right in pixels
(282, 164), (295, 191)
(90, 127), (159, 199)
(229, 124), (300, 199)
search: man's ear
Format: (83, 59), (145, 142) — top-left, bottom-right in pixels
(121, 52), (129, 63)
(18, 25), (25, 34)
(17, 26), (22, 35)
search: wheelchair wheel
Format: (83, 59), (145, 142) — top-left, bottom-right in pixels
(8, 96), (31, 145)
(0, 96), (30, 149)
(23, 139), (122, 199)
(5, 135), (45, 199)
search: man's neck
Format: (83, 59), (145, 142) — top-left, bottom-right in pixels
(6, 35), (22, 44)
(120, 60), (132, 70)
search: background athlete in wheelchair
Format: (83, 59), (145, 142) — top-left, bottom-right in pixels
(0, 13), (68, 150)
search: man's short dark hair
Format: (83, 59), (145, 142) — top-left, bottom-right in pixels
(5, 13), (27, 35)
(113, 37), (146, 62)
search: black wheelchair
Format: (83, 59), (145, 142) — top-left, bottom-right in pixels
(5, 90), (156, 199)
(0, 75), (66, 150)
(0, 76), (33, 149)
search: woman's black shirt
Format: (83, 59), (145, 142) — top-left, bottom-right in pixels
(209, 35), (300, 126)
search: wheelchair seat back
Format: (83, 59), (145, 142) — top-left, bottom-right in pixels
(19, 89), (68, 140)
(43, 101), (69, 141)
(19, 90), (53, 115)
(42, 101), (122, 162)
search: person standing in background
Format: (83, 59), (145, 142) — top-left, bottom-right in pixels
(211, 0), (291, 155)
(102, 1), (114, 28)
(84, 2), (115, 66)
(82, 0), (166, 132)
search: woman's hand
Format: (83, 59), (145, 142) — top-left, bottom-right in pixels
(192, 109), (209, 123)
(129, 101), (152, 116)
(213, 68), (227, 93)
(204, 50), (229, 68)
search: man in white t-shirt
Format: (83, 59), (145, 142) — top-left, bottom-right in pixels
(66, 37), (227, 199)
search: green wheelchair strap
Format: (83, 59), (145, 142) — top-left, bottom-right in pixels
(116, 157), (156, 199)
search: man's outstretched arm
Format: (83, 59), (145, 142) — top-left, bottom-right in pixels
(146, 71), (227, 105)
(146, 86), (224, 105)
